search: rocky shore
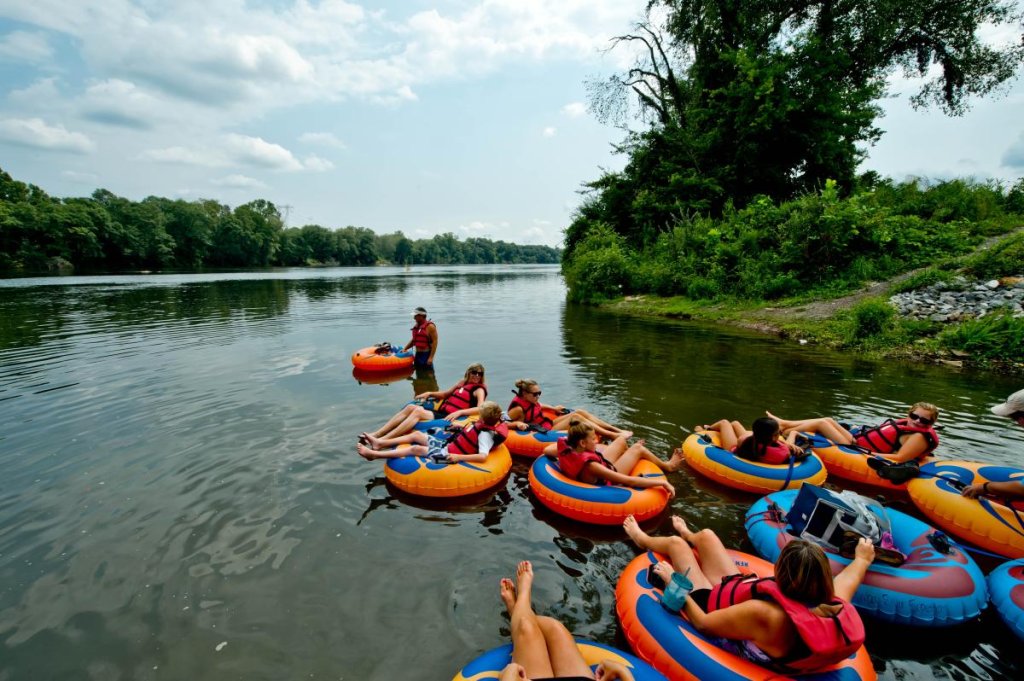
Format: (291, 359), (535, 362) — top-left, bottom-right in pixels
(889, 276), (1024, 322)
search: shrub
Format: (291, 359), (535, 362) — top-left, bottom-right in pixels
(938, 313), (1024, 361)
(849, 298), (895, 339)
(961, 232), (1024, 279)
(562, 223), (635, 303)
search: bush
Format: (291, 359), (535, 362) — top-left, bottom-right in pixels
(561, 223), (635, 303)
(962, 232), (1024, 279)
(938, 313), (1024, 361)
(849, 298), (895, 339)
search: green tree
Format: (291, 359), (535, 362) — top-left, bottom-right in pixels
(581, 1), (1024, 246)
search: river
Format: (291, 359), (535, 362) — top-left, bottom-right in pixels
(1, 265), (1022, 680)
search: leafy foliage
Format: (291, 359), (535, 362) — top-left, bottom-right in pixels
(578, 1), (1024, 252)
(938, 312), (1024, 361)
(961, 231), (1024, 279)
(564, 178), (1017, 303)
(0, 167), (560, 273)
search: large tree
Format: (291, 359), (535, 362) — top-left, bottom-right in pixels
(574, 0), (1024, 252)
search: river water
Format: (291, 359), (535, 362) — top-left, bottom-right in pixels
(1, 265), (1022, 680)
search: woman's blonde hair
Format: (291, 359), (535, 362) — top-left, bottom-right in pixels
(566, 418), (594, 448)
(514, 378), (538, 395)
(909, 402), (939, 421)
(774, 539), (835, 605)
(463, 363), (485, 382)
(479, 401), (502, 424)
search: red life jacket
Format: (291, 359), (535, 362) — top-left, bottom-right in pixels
(853, 418), (938, 457)
(447, 421), (509, 455)
(707, 575), (865, 672)
(734, 438), (791, 465)
(440, 381), (487, 415)
(508, 394), (555, 429)
(556, 437), (614, 482)
(410, 319), (435, 351)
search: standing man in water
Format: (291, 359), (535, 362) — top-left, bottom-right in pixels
(961, 388), (1024, 500)
(404, 307), (437, 367)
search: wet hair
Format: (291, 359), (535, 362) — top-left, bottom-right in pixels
(735, 417), (781, 461)
(774, 539), (835, 605)
(463, 363), (486, 382)
(514, 378), (539, 396)
(566, 418), (595, 448)
(909, 402), (939, 422)
(479, 401), (502, 425)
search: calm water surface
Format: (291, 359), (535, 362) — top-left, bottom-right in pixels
(1, 265), (1022, 680)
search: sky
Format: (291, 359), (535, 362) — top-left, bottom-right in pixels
(0, 1), (1023, 248)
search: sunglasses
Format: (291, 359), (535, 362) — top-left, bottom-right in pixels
(469, 370), (483, 375)
(908, 413), (934, 426)
(529, 391), (542, 396)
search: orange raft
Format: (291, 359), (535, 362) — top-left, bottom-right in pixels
(616, 551), (876, 681)
(908, 460), (1024, 559)
(683, 430), (827, 494)
(505, 407), (566, 458)
(351, 343), (415, 372)
(528, 457), (669, 525)
(385, 443), (512, 498)
(803, 432), (933, 492)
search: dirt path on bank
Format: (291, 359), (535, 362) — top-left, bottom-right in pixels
(758, 226), (1024, 321)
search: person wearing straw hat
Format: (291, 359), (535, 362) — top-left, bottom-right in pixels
(403, 306), (437, 367)
(961, 388), (1024, 500)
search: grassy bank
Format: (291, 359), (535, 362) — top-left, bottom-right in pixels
(601, 284), (1024, 375)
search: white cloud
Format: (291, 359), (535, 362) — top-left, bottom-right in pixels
(542, 126), (557, 137)
(298, 132), (346, 149)
(0, 117), (95, 153)
(0, 30), (53, 63)
(224, 133), (304, 170)
(7, 77), (62, 107)
(61, 169), (100, 184)
(140, 146), (226, 167)
(212, 174), (267, 189)
(81, 79), (161, 129)
(561, 102), (586, 118)
(303, 154), (335, 172)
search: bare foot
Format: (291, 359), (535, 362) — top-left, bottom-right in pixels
(622, 514), (647, 545)
(621, 430), (634, 440)
(499, 577), (516, 614)
(671, 515), (695, 541)
(666, 447), (684, 471)
(356, 443), (379, 461)
(765, 411), (790, 429)
(515, 560), (534, 596)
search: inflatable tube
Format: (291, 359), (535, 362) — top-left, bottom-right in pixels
(907, 460), (1024, 559)
(745, 490), (987, 627)
(505, 407), (567, 458)
(804, 431), (934, 492)
(351, 343), (415, 371)
(988, 558), (1024, 641)
(451, 638), (666, 681)
(616, 551), (876, 681)
(683, 431), (827, 494)
(528, 457), (669, 525)
(385, 443), (512, 498)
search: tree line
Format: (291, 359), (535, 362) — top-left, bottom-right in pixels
(0, 167), (560, 273)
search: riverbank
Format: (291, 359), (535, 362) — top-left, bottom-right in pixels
(601, 276), (1024, 375)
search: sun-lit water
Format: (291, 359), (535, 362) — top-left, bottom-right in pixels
(1, 265), (1022, 680)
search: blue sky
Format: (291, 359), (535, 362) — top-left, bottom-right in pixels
(1, 1), (1022, 247)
